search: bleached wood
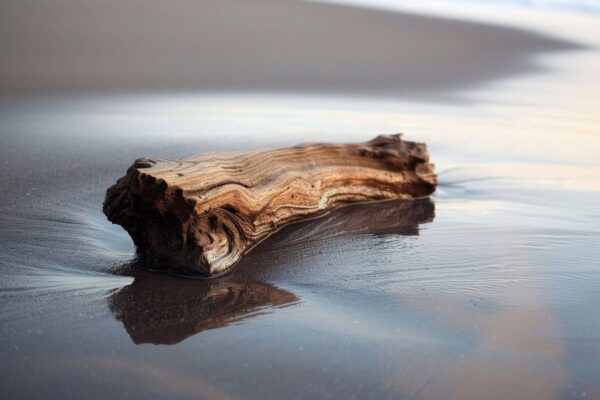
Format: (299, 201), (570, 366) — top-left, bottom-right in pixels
(103, 134), (437, 277)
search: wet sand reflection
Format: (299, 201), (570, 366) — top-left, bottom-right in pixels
(58, 355), (237, 400)
(382, 233), (569, 399)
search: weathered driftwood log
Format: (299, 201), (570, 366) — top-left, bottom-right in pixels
(103, 134), (437, 277)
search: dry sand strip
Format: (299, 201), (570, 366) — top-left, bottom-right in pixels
(0, 0), (579, 98)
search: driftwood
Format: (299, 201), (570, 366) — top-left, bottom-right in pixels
(103, 134), (437, 277)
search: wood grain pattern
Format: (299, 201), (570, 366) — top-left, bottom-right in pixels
(103, 134), (437, 277)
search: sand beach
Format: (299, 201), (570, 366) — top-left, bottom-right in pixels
(1, 1), (599, 399)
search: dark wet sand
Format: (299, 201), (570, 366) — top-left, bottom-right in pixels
(1, 93), (599, 399)
(0, 0), (578, 98)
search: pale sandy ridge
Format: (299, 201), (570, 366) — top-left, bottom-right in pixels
(0, 0), (580, 98)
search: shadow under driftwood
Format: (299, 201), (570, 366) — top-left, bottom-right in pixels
(109, 198), (434, 345)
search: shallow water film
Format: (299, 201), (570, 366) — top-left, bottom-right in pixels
(2, 2), (600, 400)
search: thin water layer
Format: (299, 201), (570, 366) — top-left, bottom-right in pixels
(1, 93), (599, 399)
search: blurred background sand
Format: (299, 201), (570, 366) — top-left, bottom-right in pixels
(0, 0), (577, 98)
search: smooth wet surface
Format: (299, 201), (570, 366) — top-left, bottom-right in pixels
(2, 94), (599, 398)
(2, 4), (600, 400)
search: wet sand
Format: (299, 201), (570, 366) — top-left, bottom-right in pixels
(1, 1), (600, 400)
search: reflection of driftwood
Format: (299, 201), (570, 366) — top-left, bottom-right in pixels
(109, 275), (297, 345)
(103, 135), (436, 277)
(237, 197), (435, 274)
(270, 197), (435, 247)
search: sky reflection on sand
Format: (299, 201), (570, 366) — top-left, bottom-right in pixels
(381, 240), (569, 400)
